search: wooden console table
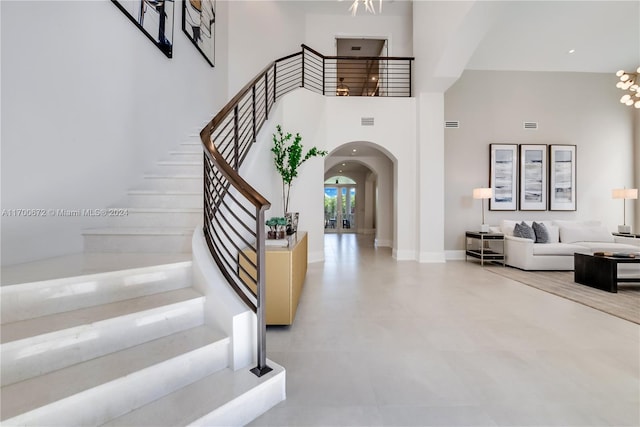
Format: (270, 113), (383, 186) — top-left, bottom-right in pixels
(240, 232), (308, 325)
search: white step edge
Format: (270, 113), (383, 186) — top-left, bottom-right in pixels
(1, 326), (229, 426)
(143, 174), (203, 179)
(128, 190), (201, 195)
(156, 161), (202, 166)
(1, 261), (193, 324)
(102, 359), (286, 427)
(83, 227), (196, 236)
(1, 290), (204, 385)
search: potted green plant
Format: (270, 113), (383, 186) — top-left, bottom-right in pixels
(265, 217), (278, 239)
(265, 216), (288, 239)
(275, 216), (288, 239)
(271, 125), (327, 233)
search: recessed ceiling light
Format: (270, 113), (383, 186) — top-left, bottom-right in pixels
(568, 49), (575, 54)
(342, 163), (346, 166)
(339, 170), (343, 173)
(352, 149), (357, 152)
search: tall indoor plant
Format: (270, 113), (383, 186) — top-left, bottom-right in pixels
(271, 124), (327, 222)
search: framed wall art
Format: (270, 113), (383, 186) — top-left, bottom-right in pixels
(489, 144), (518, 211)
(549, 144), (577, 211)
(183, 0), (216, 67)
(112, 0), (175, 58)
(519, 144), (547, 210)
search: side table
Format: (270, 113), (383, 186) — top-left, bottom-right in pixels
(465, 231), (505, 267)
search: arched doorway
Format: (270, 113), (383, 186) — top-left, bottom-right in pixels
(324, 142), (394, 248)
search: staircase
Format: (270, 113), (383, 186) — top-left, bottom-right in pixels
(82, 137), (204, 254)
(0, 261), (285, 426)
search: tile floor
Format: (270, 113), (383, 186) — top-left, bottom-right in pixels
(2, 234), (638, 426)
(249, 233), (640, 426)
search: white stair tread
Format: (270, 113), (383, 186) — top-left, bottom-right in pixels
(0, 325), (228, 421)
(144, 174), (203, 179)
(1, 261), (192, 323)
(1, 288), (203, 344)
(128, 190), (201, 195)
(157, 160), (202, 165)
(83, 227), (196, 236)
(103, 360), (285, 427)
(108, 207), (202, 214)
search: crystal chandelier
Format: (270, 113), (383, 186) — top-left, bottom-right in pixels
(345, 0), (382, 16)
(616, 67), (640, 108)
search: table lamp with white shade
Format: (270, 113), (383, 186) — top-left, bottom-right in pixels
(612, 188), (638, 233)
(473, 187), (493, 233)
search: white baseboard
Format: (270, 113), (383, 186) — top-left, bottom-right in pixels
(445, 250), (466, 261)
(392, 249), (415, 261)
(418, 251), (446, 263)
(375, 239), (392, 248)
(308, 251), (324, 263)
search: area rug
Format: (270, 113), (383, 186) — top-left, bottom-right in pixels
(486, 267), (640, 324)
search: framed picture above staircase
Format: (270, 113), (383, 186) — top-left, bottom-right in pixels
(111, 0), (175, 58)
(182, 0), (216, 67)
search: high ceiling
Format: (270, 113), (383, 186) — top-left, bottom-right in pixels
(321, 0), (640, 179)
(467, 1), (639, 74)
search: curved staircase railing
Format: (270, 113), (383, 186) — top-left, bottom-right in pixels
(199, 45), (413, 377)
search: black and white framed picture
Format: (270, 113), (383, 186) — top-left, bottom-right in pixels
(489, 144), (518, 211)
(183, 0), (216, 67)
(549, 144), (576, 211)
(112, 0), (175, 58)
(519, 144), (547, 210)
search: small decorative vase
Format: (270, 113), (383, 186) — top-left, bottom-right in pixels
(285, 212), (299, 235)
(267, 230), (277, 240)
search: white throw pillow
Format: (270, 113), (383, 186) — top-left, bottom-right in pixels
(546, 225), (560, 243)
(559, 225), (613, 243)
(500, 220), (519, 236)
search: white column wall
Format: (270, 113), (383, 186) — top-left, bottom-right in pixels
(417, 93), (446, 262)
(634, 109), (640, 232)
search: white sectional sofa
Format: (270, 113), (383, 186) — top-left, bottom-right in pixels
(498, 220), (640, 270)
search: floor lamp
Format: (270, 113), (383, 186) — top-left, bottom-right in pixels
(473, 188), (493, 233)
(612, 188), (638, 233)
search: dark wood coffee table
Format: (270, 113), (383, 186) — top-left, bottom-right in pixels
(574, 252), (640, 293)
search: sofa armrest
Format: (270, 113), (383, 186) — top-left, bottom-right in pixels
(504, 235), (535, 269)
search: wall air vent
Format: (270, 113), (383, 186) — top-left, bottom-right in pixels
(444, 121), (460, 129)
(524, 121), (538, 130)
(361, 117), (375, 126)
(351, 46), (362, 51)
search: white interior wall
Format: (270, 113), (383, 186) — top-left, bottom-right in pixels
(226, 1), (305, 96)
(237, 89), (413, 261)
(304, 11), (412, 57)
(322, 96), (415, 258)
(444, 70), (636, 252)
(1, 0), (229, 266)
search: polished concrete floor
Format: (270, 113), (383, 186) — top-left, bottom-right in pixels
(250, 233), (640, 426)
